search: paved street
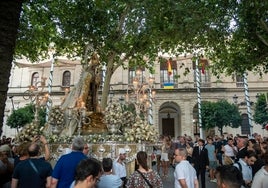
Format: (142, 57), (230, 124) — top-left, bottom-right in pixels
(153, 165), (217, 188)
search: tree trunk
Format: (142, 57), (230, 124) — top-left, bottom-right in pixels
(0, 0), (23, 136)
(100, 59), (114, 110)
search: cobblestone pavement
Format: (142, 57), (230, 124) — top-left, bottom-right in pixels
(153, 165), (217, 188)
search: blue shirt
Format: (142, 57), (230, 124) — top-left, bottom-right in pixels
(205, 144), (216, 161)
(97, 174), (122, 188)
(52, 151), (87, 188)
(233, 159), (253, 182)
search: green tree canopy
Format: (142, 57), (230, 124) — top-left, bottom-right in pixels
(16, 0), (268, 73)
(6, 103), (46, 129)
(14, 1), (268, 108)
(253, 93), (268, 127)
(201, 99), (242, 135)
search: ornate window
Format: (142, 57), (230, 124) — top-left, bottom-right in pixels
(128, 67), (145, 85)
(31, 72), (39, 86)
(160, 59), (177, 88)
(193, 59), (210, 87)
(62, 71), (71, 86)
(236, 75), (243, 87)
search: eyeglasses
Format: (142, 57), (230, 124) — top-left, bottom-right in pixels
(84, 147), (89, 150)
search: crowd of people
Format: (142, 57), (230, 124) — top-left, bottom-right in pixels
(0, 135), (163, 188)
(1, 132), (268, 188)
(153, 133), (268, 188)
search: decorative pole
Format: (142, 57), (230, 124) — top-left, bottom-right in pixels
(243, 72), (253, 136)
(195, 56), (203, 138)
(148, 88), (153, 125)
(147, 75), (154, 125)
(46, 57), (54, 121)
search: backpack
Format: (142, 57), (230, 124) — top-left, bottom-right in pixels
(234, 162), (251, 188)
(235, 161), (242, 171)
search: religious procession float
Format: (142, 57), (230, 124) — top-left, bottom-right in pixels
(13, 53), (160, 174)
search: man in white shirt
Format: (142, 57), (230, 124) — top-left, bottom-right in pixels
(252, 152), (268, 188)
(113, 148), (127, 187)
(222, 138), (237, 164)
(174, 148), (199, 188)
(233, 150), (257, 188)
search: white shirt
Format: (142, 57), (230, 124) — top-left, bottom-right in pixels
(113, 160), (126, 178)
(233, 159), (252, 182)
(174, 160), (197, 188)
(252, 166), (268, 188)
(224, 144), (237, 157)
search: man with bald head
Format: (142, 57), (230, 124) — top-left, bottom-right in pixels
(11, 142), (53, 188)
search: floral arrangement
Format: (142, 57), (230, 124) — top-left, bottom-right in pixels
(47, 106), (65, 125)
(104, 103), (123, 126)
(46, 135), (73, 144)
(15, 122), (44, 143)
(122, 110), (135, 127)
(104, 103), (136, 133)
(14, 101), (159, 144)
(123, 117), (159, 143)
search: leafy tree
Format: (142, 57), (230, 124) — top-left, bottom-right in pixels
(1, 0), (267, 133)
(254, 93), (268, 127)
(6, 103), (46, 131)
(201, 100), (242, 135)
(207, 1), (268, 76)
(16, 1), (268, 110)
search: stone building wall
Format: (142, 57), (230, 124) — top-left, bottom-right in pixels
(3, 55), (268, 138)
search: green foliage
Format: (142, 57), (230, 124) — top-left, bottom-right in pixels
(38, 107), (46, 128)
(14, 1), (268, 110)
(6, 103), (46, 129)
(253, 93), (268, 126)
(16, 1), (268, 76)
(201, 99), (242, 134)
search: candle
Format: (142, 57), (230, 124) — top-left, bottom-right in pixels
(65, 88), (69, 95)
(81, 107), (86, 118)
(68, 107), (72, 117)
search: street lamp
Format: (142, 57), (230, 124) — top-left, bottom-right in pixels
(233, 94), (238, 104)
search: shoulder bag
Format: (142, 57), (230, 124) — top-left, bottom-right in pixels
(136, 169), (153, 188)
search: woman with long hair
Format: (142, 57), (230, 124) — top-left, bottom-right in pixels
(126, 151), (163, 188)
(160, 135), (172, 178)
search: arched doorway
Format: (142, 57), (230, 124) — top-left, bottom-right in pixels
(159, 102), (180, 138)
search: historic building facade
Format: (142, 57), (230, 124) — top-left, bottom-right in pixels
(3, 55), (268, 138)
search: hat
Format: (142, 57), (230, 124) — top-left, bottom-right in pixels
(0, 144), (10, 152)
(118, 148), (126, 154)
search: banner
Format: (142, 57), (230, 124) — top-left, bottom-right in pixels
(167, 59), (172, 76)
(164, 82), (174, 89)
